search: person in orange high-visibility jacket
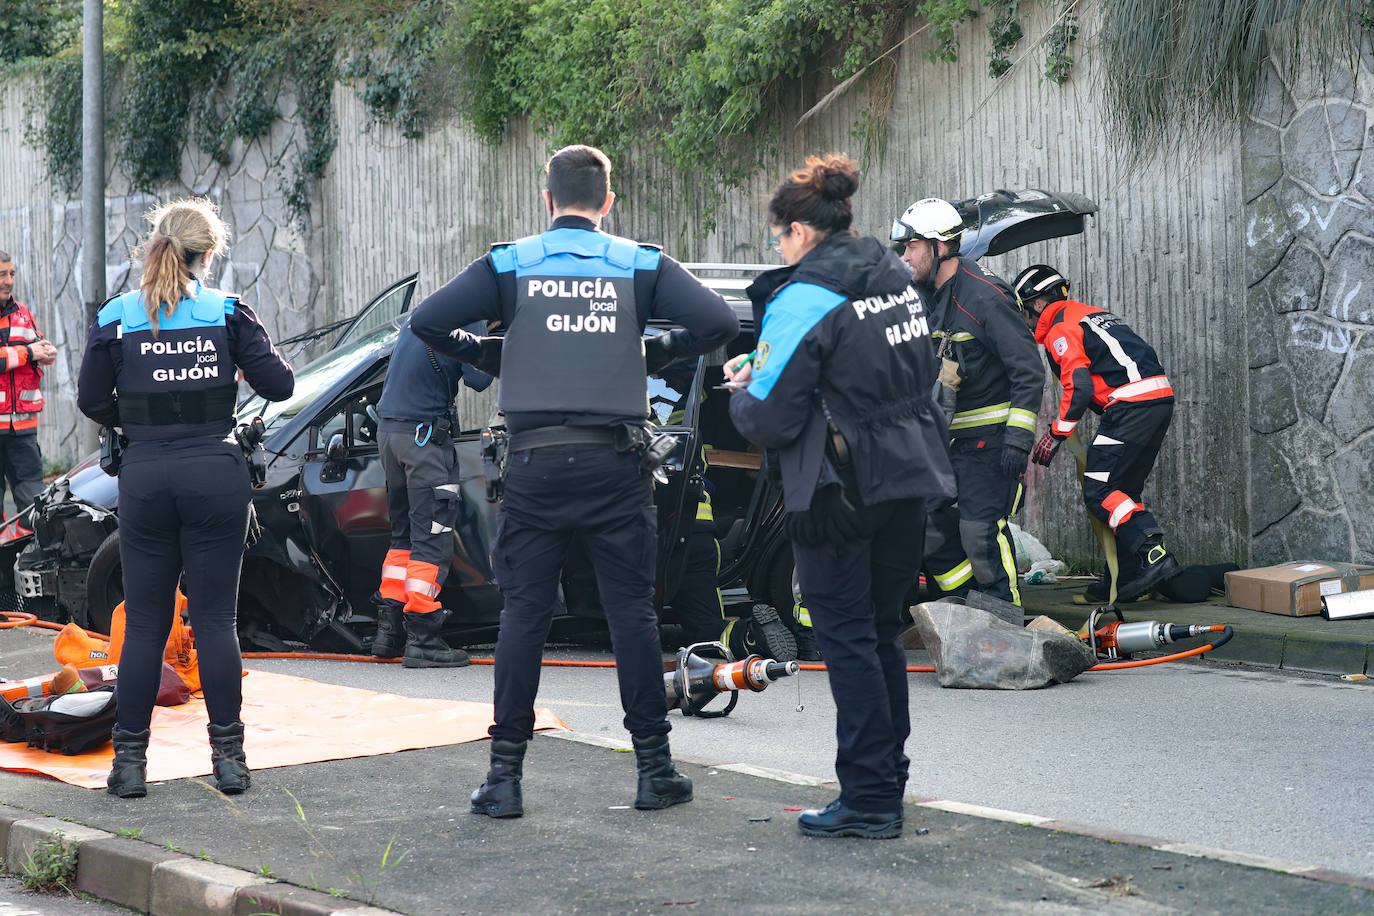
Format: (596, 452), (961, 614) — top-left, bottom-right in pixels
(1012, 264), (1182, 603)
(0, 251), (57, 516)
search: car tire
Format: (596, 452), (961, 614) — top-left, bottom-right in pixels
(84, 531), (123, 637)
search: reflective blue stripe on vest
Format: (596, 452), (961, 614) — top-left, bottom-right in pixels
(107, 284), (234, 331)
(492, 228), (660, 277)
(748, 282), (846, 402)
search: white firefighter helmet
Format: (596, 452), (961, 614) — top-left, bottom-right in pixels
(890, 198), (965, 247)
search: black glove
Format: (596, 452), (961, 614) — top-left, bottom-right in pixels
(786, 484), (868, 547)
(644, 333), (675, 373)
(1000, 441), (1031, 478)
(469, 336), (503, 378)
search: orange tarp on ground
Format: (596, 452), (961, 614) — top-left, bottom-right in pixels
(0, 669), (567, 789)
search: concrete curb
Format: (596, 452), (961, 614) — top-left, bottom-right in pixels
(0, 804), (401, 915)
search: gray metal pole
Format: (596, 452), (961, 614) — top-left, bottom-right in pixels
(81, 0), (105, 329)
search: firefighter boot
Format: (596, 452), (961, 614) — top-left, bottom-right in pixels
(632, 734), (693, 810)
(470, 739), (526, 818)
(208, 721), (251, 795)
(725, 604), (798, 662)
(1115, 535), (1182, 604)
(788, 602), (823, 662)
(371, 595), (406, 658)
(106, 727), (150, 798)
(402, 611), (471, 668)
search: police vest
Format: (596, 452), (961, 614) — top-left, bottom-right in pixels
(101, 284), (240, 440)
(0, 302), (45, 424)
(497, 230), (649, 418)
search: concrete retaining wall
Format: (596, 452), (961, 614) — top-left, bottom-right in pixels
(1, 5), (1364, 568)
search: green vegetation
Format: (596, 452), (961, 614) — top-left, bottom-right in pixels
(1, 0), (1370, 216)
(19, 833), (78, 894)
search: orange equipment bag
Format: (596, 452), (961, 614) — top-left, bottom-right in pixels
(107, 589), (201, 694)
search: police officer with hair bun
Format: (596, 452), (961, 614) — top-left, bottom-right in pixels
(726, 154), (955, 839)
(410, 144), (738, 819)
(77, 197), (294, 799)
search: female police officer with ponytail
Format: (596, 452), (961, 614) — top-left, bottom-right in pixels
(725, 155), (955, 839)
(77, 198), (293, 798)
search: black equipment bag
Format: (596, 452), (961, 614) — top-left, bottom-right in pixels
(14, 687), (117, 756)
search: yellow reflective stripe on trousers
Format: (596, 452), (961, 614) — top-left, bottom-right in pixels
(949, 401), (1010, 430)
(996, 517), (1021, 605)
(933, 559), (974, 591)
(792, 601), (811, 627)
(1006, 406), (1037, 433)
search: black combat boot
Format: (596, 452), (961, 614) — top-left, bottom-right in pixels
(371, 596), (406, 659)
(106, 727), (150, 798)
(470, 739), (526, 818)
(402, 611), (470, 668)
(207, 721), (251, 795)
(725, 604), (798, 662)
(632, 734), (693, 810)
(1115, 535), (1182, 604)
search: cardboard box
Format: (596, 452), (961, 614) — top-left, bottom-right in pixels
(1225, 562), (1374, 616)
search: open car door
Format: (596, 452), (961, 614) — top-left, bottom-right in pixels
(954, 190), (1098, 260)
(276, 274), (418, 365)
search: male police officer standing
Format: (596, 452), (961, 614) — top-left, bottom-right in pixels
(410, 145), (738, 818)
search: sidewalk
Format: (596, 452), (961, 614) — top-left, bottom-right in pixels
(1019, 580), (1373, 677)
(0, 591), (1371, 915)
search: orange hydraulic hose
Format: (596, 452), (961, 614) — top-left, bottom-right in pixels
(2, 612), (1233, 672)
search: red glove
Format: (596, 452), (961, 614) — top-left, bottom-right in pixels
(1031, 433), (1060, 467)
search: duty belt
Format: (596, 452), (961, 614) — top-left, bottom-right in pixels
(507, 426), (620, 451)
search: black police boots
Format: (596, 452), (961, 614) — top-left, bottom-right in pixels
(797, 798), (903, 839)
(631, 734), (693, 810)
(470, 739), (526, 818)
(371, 595), (406, 659)
(401, 611), (470, 668)
(106, 727), (150, 798)
(726, 604), (798, 662)
(208, 721), (251, 795)
(1115, 535), (1182, 604)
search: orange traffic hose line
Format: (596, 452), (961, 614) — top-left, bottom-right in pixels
(3, 612), (1234, 672)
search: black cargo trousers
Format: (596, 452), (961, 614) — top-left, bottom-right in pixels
(378, 422), (462, 604)
(791, 497), (926, 815)
(115, 438), (251, 732)
(489, 443), (669, 743)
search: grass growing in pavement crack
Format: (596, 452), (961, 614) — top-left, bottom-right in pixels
(20, 832), (78, 894)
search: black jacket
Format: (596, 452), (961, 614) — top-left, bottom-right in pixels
(409, 216), (738, 433)
(932, 257), (1043, 450)
(728, 233), (956, 512)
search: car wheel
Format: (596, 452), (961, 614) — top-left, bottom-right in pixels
(84, 531), (123, 637)
(765, 544), (801, 616)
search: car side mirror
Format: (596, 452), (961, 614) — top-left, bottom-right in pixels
(320, 433), (348, 484)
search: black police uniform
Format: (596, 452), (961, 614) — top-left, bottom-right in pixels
(371, 318), (492, 664)
(76, 282), (293, 733)
(728, 234), (955, 819)
(410, 216), (738, 746)
(929, 258), (1043, 605)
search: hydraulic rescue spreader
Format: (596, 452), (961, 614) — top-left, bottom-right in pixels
(1079, 606), (1234, 661)
(663, 641), (800, 718)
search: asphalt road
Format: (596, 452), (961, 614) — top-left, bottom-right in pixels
(244, 630), (1373, 882)
(0, 876), (128, 915)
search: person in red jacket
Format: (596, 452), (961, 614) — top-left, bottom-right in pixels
(0, 252), (57, 517)
(1012, 264), (1181, 603)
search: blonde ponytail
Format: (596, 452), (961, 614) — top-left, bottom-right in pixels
(135, 198), (230, 339)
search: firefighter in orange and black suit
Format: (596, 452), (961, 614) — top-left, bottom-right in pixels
(1012, 264), (1181, 603)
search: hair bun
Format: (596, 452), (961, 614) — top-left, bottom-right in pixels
(808, 154), (859, 201)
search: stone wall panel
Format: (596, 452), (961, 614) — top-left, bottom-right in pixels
(1332, 436), (1374, 551)
(1326, 332), (1374, 442)
(1245, 191), (1294, 285)
(1249, 436), (1301, 535)
(1248, 363), (1299, 434)
(1279, 180), (1371, 256)
(1321, 234), (1374, 325)
(1269, 242), (1324, 312)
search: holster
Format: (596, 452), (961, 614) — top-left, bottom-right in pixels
(480, 427), (509, 502)
(99, 427), (127, 478)
(785, 411), (868, 547)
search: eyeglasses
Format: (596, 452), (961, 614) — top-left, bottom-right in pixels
(766, 227), (792, 254)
